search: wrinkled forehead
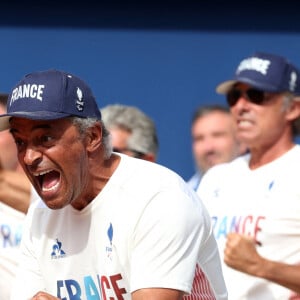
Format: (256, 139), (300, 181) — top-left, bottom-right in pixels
(9, 117), (72, 133)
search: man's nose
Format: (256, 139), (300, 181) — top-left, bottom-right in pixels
(23, 147), (42, 166)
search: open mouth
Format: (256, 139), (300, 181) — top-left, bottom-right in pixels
(36, 170), (61, 192)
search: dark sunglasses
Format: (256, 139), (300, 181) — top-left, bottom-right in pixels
(113, 147), (145, 158)
(226, 88), (266, 107)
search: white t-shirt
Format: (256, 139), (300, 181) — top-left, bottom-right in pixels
(11, 154), (227, 300)
(197, 145), (300, 299)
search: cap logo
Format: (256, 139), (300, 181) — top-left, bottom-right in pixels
(76, 87), (84, 111)
(10, 84), (45, 106)
(236, 57), (271, 76)
(289, 71), (297, 92)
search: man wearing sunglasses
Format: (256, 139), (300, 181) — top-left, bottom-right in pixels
(197, 52), (300, 299)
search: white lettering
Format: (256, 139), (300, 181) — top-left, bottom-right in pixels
(17, 86), (23, 100)
(29, 84), (38, 98)
(9, 84), (45, 105)
(36, 85), (44, 100)
(289, 71), (297, 92)
(236, 57), (271, 75)
(23, 84), (30, 98)
(11, 88), (18, 102)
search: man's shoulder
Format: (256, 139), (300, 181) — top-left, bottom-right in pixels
(196, 154), (249, 193)
(119, 153), (186, 184)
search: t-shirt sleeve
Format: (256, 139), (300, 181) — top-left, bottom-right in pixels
(129, 186), (211, 294)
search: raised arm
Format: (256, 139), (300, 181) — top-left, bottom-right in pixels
(224, 232), (300, 294)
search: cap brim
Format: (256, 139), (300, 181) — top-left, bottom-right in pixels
(0, 116), (11, 131)
(0, 111), (72, 131)
(216, 80), (237, 94)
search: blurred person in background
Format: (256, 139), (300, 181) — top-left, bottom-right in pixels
(0, 93), (31, 300)
(101, 104), (159, 162)
(187, 104), (247, 191)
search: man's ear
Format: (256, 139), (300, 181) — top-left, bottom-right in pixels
(86, 123), (103, 152)
(286, 99), (300, 122)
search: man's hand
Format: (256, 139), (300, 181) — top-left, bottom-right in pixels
(224, 232), (263, 276)
(224, 233), (300, 294)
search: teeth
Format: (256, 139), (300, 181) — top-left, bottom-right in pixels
(239, 120), (251, 125)
(33, 170), (52, 176)
(32, 170), (60, 193)
(42, 181), (60, 192)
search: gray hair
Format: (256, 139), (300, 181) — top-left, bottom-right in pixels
(0, 93), (8, 107)
(70, 117), (112, 159)
(100, 104), (159, 157)
(281, 93), (300, 137)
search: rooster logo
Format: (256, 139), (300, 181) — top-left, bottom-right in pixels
(76, 87), (84, 111)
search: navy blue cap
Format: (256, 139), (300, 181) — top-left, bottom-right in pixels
(216, 52), (300, 95)
(0, 69), (101, 130)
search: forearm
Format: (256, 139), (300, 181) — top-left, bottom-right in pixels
(253, 258), (300, 294)
(225, 233), (300, 294)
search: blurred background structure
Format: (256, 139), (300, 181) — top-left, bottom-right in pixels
(1, 1), (300, 179)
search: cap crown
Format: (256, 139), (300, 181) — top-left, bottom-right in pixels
(7, 69), (101, 120)
(234, 52), (300, 93)
(216, 52), (300, 95)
